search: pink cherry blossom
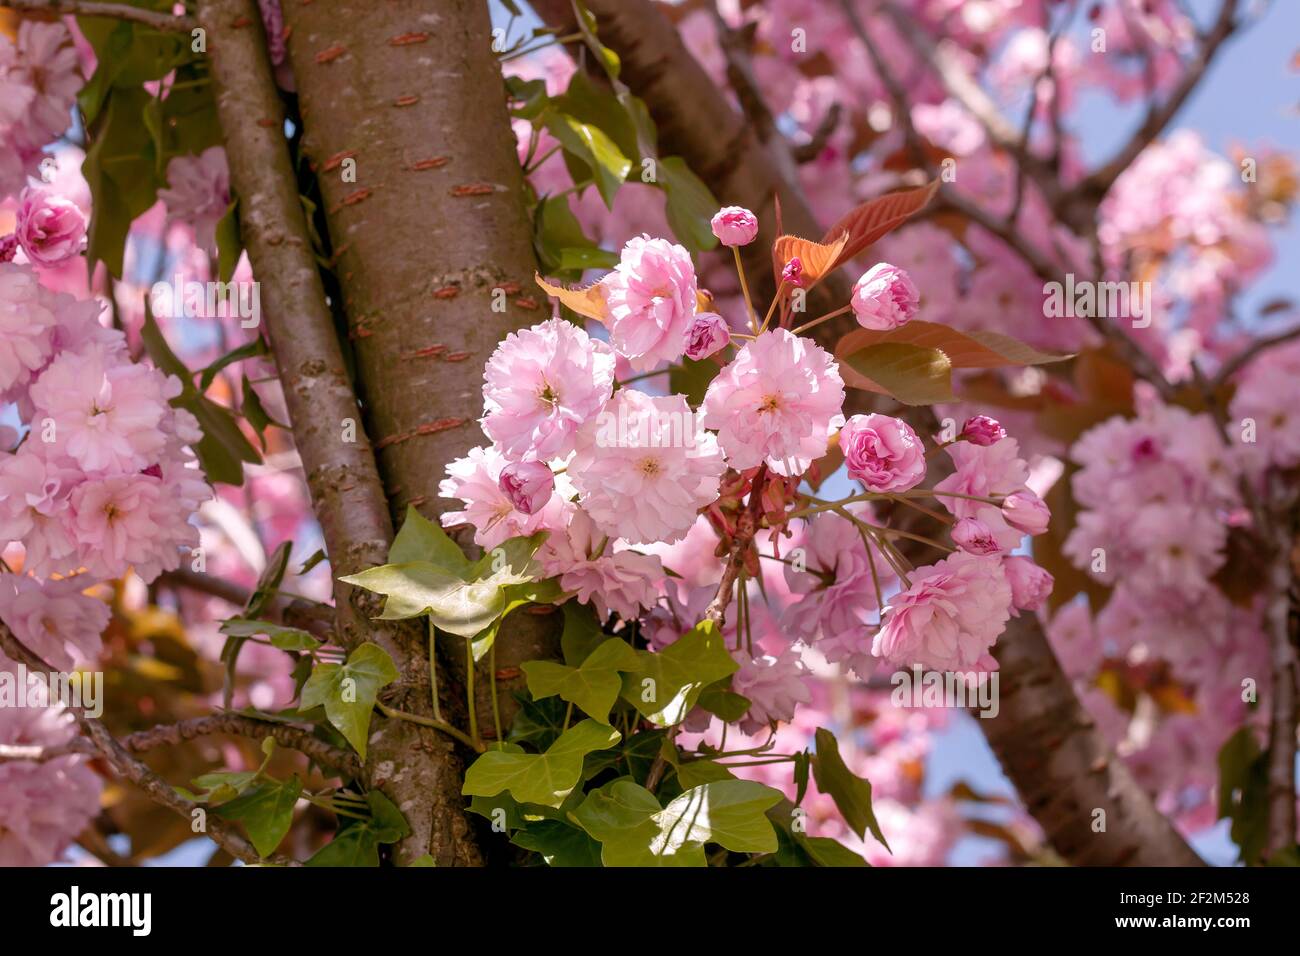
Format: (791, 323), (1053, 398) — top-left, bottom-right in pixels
(0, 451), (78, 578)
(951, 517), (1001, 555)
(603, 235), (698, 371)
(498, 460), (555, 516)
(0, 575), (109, 670)
(684, 311), (730, 360)
(839, 413), (926, 492)
(1001, 489), (1050, 535)
(873, 552), (1012, 671)
(700, 328), (845, 477)
(710, 206), (759, 247)
(157, 146), (231, 251)
(850, 263), (919, 330)
(1004, 556), (1054, 615)
(440, 444), (572, 549)
(933, 438), (1031, 521)
(29, 342), (175, 475)
(731, 647), (813, 735)
(960, 415), (1006, 446)
(0, 687), (102, 866)
(569, 389), (725, 545)
(481, 317), (616, 462)
(540, 509), (662, 620)
(780, 257), (804, 287)
(14, 188), (85, 267)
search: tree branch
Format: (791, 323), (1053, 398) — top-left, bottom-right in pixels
(0, 0), (195, 31)
(121, 714), (362, 777)
(1074, 0), (1241, 204)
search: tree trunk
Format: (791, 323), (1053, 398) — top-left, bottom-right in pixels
(199, 0), (485, 866)
(280, 0), (562, 859)
(534, 0), (1204, 867)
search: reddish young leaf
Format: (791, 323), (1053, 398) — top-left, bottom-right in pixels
(819, 179), (941, 272)
(535, 273), (610, 323)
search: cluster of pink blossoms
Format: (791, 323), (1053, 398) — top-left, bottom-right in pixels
(443, 204), (1055, 750)
(0, 21), (81, 198)
(0, 21), (218, 864)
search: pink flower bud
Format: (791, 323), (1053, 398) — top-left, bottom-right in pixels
(781, 256), (805, 288)
(850, 262), (918, 330)
(0, 234), (16, 263)
(15, 188), (85, 267)
(498, 460), (554, 515)
(684, 311), (730, 360)
(960, 415), (1006, 446)
(710, 206), (759, 247)
(1001, 490), (1050, 535)
(952, 517), (1001, 555)
(1004, 556), (1054, 613)
(839, 413), (926, 493)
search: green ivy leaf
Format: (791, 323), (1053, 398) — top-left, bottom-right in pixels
(462, 719), (621, 808)
(471, 578), (565, 662)
(342, 531), (549, 638)
(300, 643), (399, 759)
(522, 638), (640, 724)
(388, 505), (469, 570)
(812, 727), (889, 851)
(675, 759), (737, 789)
(240, 375), (285, 451)
(305, 823), (380, 867)
(511, 820), (604, 867)
(214, 775), (302, 858)
(619, 621), (738, 727)
(560, 602), (607, 667)
(571, 778), (781, 866)
(1217, 727), (1269, 863)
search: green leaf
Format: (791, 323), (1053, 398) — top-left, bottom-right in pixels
(535, 193), (617, 276)
(83, 85), (161, 279)
(657, 156), (720, 252)
(523, 638), (640, 724)
(508, 692), (569, 750)
(240, 375), (285, 451)
(511, 820), (604, 867)
(214, 775), (302, 858)
(841, 342), (955, 406)
(797, 834), (869, 867)
(571, 778), (781, 866)
(187, 769), (259, 804)
(654, 779), (782, 854)
(570, 779), (695, 867)
(620, 621), (738, 727)
(1217, 727), (1268, 863)
(544, 112), (631, 208)
(812, 727), (889, 851)
(408, 854), (437, 867)
(215, 200), (242, 281)
(555, 71), (640, 164)
(247, 540), (293, 618)
(305, 823), (381, 867)
(471, 578), (565, 662)
(365, 789), (412, 843)
(675, 759), (737, 789)
(462, 719), (621, 808)
(218, 618), (321, 651)
(388, 505), (469, 570)
(560, 601), (607, 667)
(343, 531), (549, 638)
(697, 681), (751, 722)
(669, 356), (717, 408)
(300, 643), (399, 759)
(140, 302), (260, 485)
(199, 335), (267, 392)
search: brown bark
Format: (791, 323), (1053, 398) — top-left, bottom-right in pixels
(280, 0), (563, 853)
(1264, 508), (1299, 857)
(198, 0), (482, 865)
(533, 0), (1204, 866)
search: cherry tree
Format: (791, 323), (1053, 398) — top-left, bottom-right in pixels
(0, 0), (1294, 869)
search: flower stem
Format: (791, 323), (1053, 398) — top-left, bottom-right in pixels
(733, 246), (759, 334)
(376, 702), (483, 753)
(791, 304), (852, 337)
